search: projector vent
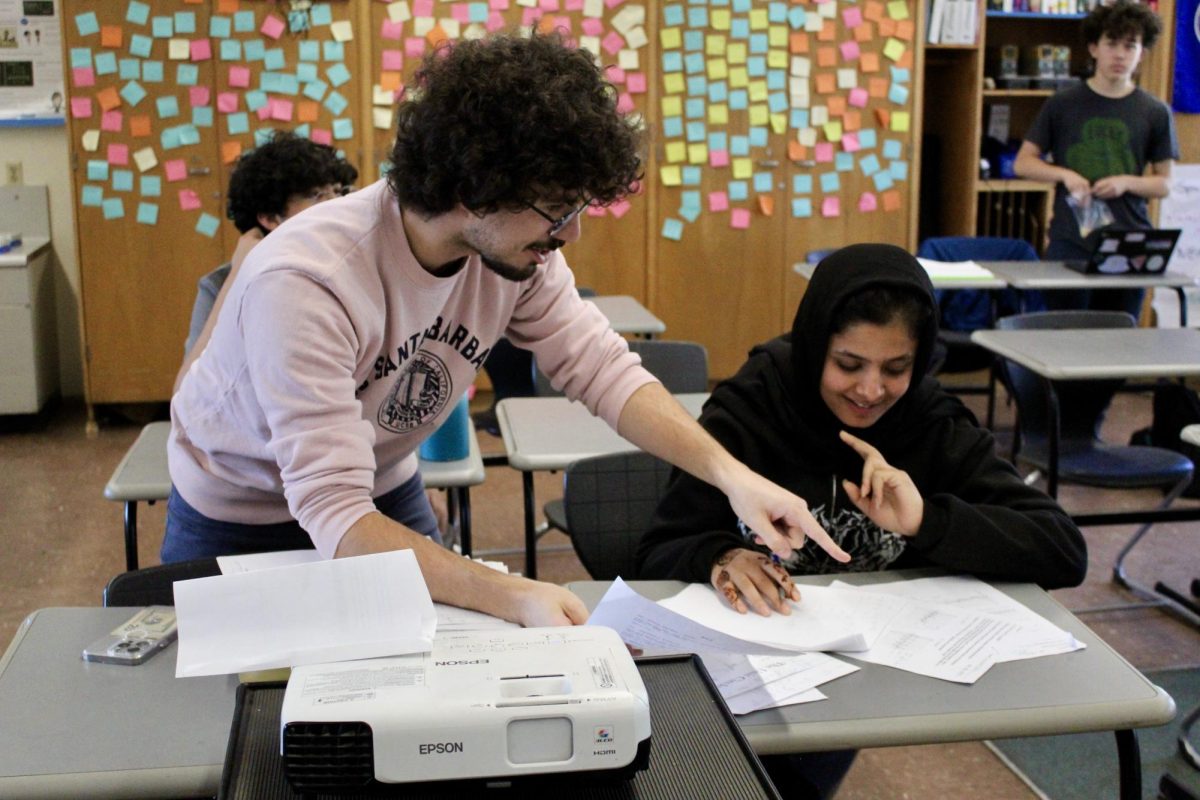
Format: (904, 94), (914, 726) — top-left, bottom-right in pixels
(282, 721), (375, 791)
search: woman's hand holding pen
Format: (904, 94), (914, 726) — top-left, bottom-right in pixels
(710, 548), (800, 616)
(839, 430), (924, 537)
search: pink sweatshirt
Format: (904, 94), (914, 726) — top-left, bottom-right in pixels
(169, 180), (656, 557)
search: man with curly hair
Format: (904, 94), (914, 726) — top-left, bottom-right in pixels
(166, 31), (848, 627)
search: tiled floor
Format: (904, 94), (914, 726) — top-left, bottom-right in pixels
(1, 386), (1197, 799)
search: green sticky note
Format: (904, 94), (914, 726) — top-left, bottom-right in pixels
(195, 213), (220, 238)
(102, 197), (125, 220)
(81, 185), (104, 207)
(136, 202), (158, 225)
(140, 175), (161, 196)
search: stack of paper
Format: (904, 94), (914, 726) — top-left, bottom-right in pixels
(917, 258), (998, 282)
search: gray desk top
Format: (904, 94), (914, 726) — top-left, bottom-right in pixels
(970, 327), (1200, 380)
(568, 572), (1176, 755)
(417, 422), (486, 489)
(587, 295), (667, 335)
(794, 260), (1008, 290)
(496, 393), (708, 471)
(0, 607), (238, 799)
(981, 260), (1197, 290)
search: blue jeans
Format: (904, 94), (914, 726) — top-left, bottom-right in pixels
(161, 472), (441, 563)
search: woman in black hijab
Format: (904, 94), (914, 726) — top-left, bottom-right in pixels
(637, 244), (1086, 616)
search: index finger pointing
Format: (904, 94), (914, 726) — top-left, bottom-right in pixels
(839, 429), (879, 458)
(781, 506), (850, 563)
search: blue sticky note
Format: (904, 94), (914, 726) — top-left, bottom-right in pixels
(662, 116), (683, 138)
(254, 128), (275, 148)
(730, 135), (750, 156)
(859, 155), (881, 175)
(244, 90), (268, 111)
(243, 39), (265, 61)
(708, 81), (728, 103)
(687, 75), (707, 96)
(731, 19), (750, 39)
(118, 58), (140, 79)
(681, 190), (701, 211)
(120, 80), (147, 107)
(684, 53), (704, 74)
(858, 129), (878, 150)
(681, 166), (702, 186)
(688, 7), (709, 26)
(233, 10), (256, 33)
(679, 204), (701, 223)
(889, 84), (910, 105)
(664, 4), (685, 25)
(728, 90), (747, 111)
(469, 2), (489, 23)
(323, 90), (348, 116)
(728, 180), (748, 201)
(263, 48), (286, 71)
(662, 51), (683, 73)
(140, 175), (161, 197)
(129, 34), (152, 58)
(226, 112), (250, 135)
(332, 118), (354, 140)
(288, 10), (310, 33)
(872, 170), (895, 191)
(94, 52), (117, 75)
(293, 123), (311, 139)
(323, 41), (344, 62)
(156, 95), (179, 118)
(70, 48), (92, 69)
(209, 16), (232, 38)
(178, 125), (200, 145)
(748, 127), (768, 147)
(788, 7), (807, 28)
(111, 169), (134, 192)
(661, 218), (684, 241)
(75, 12), (100, 37)
(126, 1), (150, 26)
(81, 185), (104, 207)
(790, 109), (809, 129)
(159, 126), (182, 149)
(151, 16), (173, 38)
(769, 2), (788, 22)
(141, 60), (163, 82)
(296, 63), (318, 83)
(753, 172), (773, 193)
(261, 73), (300, 95)
(102, 198), (125, 220)
(174, 12), (196, 34)
(749, 34), (769, 54)
(326, 63), (351, 87)
(891, 66), (911, 84)
(685, 121), (705, 142)
(176, 64), (199, 86)
(219, 39), (241, 61)
(196, 213), (220, 238)
(708, 131), (728, 151)
(302, 79), (328, 101)
(747, 57), (766, 78)
(836, 152), (854, 172)
(792, 198), (813, 218)
(883, 139), (903, 160)
(767, 70), (786, 90)
(890, 160), (909, 181)
(733, 0), (752, 11)
(684, 30), (703, 51)
(192, 106), (213, 127)
(685, 98), (704, 119)
(768, 93), (788, 113)
(793, 174), (813, 194)
(310, 3), (333, 25)
(820, 172), (840, 192)
(136, 202), (158, 225)
(299, 41), (320, 62)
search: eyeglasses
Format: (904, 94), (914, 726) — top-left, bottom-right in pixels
(304, 185), (351, 203)
(526, 196), (591, 236)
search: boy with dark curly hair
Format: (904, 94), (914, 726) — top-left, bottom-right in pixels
(1014, 0), (1177, 318)
(167, 31), (849, 628)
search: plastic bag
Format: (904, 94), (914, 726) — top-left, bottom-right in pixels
(1065, 194), (1114, 238)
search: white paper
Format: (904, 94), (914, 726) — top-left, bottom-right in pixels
(917, 258), (998, 282)
(175, 550), (436, 677)
(435, 604), (518, 632)
(216, 549), (321, 574)
(700, 651), (857, 715)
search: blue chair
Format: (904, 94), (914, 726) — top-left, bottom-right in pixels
(804, 248), (839, 265)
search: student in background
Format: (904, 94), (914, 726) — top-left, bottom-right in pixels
(165, 31), (849, 629)
(1014, 0), (1177, 319)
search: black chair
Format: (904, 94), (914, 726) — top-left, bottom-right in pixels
(994, 310), (1194, 613)
(103, 558), (221, 606)
(562, 451), (674, 579)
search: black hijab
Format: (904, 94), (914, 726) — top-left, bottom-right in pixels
(706, 243), (971, 478)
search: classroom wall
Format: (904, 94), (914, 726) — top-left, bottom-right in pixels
(0, 126), (84, 398)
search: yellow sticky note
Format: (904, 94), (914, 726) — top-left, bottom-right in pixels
(665, 141), (687, 163)
(660, 165), (682, 186)
(133, 146), (157, 172)
(664, 73), (685, 94)
(711, 9), (731, 30)
(706, 59), (728, 80)
(887, 0), (910, 19)
(770, 113), (788, 135)
(168, 38), (189, 60)
(708, 104), (729, 124)
(729, 67), (748, 88)
(748, 105), (769, 126)
(811, 105), (829, 125)
(768, 50), (788, 69)
(687, 143), (708, 165)
(706, 34), (726, 56)
(884, 38), (906, 61)
(749, 80), (768, 101)
(768, 26), (788, 48)
(727, 42), (747, 64)
(749, 9), (769, 29)
(661, 96), (683, 117)
(732, 158), (754, 179)
(330, 19), (354, 41)
(660, 27), (682, 49)
(891, 111), (911, 131)
(824, 121), (844, 141)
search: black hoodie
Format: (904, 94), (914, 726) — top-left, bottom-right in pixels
(636, 244), (1087, 589)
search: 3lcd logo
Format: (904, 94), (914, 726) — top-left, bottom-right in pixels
(594, 727), (614, 744)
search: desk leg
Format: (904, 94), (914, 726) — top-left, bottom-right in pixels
(1043, 378), (1061, 499)
(1175, 287), (1189, 328)
(123, 501), (139, 572)
(459, 488), (472, 558)
(523, 471), (537, 580)
(1115, 729), (1141, 800)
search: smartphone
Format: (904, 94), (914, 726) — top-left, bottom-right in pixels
(82, 606), (178, 666)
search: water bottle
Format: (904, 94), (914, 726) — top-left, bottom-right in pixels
(419, 392), (470, 461)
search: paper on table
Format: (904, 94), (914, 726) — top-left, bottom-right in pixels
(216, 549), (320, 574)
(174, 550), (437, 677)
(700, 650), (858, 715)
(659, 583), (902, 652)
(916, 258), (997, 281)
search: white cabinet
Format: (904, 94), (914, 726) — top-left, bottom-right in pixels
(1, 185), (57, 415)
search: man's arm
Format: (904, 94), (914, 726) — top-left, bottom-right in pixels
(1092, 159), (1172, 200)
(1013, 140), (1091, 197)
(615, 382), (850, 563)
(336, 512), (589, 627)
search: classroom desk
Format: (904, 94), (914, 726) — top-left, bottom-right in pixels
(587, 295), (666, 337)
(104, 421), (486, 569)
(495, 393), (708, 578)
(793, 260), (1009, 290)
(568, 572), (1177, 800)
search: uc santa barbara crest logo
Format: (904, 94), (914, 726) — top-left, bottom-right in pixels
(378, 352), (452, 433)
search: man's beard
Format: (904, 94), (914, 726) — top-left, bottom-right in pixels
(479, 238), (564, 282)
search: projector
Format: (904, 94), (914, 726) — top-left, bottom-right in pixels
(279, 625), (651, 792)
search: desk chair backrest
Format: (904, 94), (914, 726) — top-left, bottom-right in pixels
(563, 451), (674, 580)
(805, 248), (839, 265)
(918, 236), (1040, 336)
(996, 310), (1135, 451)
(535, 340), (709, 397)
(103, 558), (221, 606)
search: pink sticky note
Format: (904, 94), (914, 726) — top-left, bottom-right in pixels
(178, 189), (201, 211)
(858, 192), (878, 212)
(70, 96), (93, 118)
(217, 92), (239, 113)
(72, 67), (95, 87)
(626, 72), (647, 94)
(552, 15), (572, 33)
(586, 204), (607, 218)
(164, 160), (188, 182)
(228, 65), (251, 88)
(521, 8), (539, 26)
(581, 18), (603, 36)
(566, 0), (584, 9)
(489, 0), (509, 9)
(107, 143), (129, 166)
(607, 66), (626, 84)
(709, 149), (730, 168)
(709, 191), (729, 212)
(269, 98), (294, 121)
(451, 4), (471, 22)
(539, 0), (559, 9)
(405, 37), (426, 58)
(189, 86), (210, 107)
(821, 196), (841, 218)
(842, 132), (861, 152)
(413, 0), (434, 15)
(840, 40), (860, 61)
(730, 208), (751, 229)
(615, 92), (635, 114)
(190, 38), (212, 61)
(381, 19), (403, 40)
(381, 49), (403, 71)
(848, 87), (869, 108)
(311, 128), (332, 146)
(843, 7), (864, 27)
(608, 198), (631, 218)
(256, 104), (272, 121)
(486, 11), (505, 31)
(101, 110), (123, 132)
(601, 31), (624, 54)
(815, 142), (834, 163)
(260, 14), (285, 39)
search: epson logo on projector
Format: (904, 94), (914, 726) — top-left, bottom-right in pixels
(433, 659), (490, 666)
(419, 742), (465, 755)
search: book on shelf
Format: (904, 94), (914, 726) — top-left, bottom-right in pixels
(931, 0), (978, 44)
